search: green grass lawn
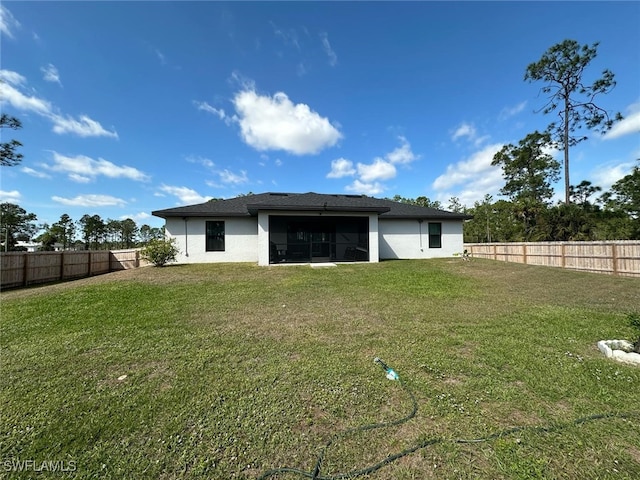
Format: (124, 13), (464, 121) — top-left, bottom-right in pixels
(1, 259), (639, 479)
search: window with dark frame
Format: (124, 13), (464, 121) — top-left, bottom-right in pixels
(428, 222), (442, 248)
(205, 221), (225, 251)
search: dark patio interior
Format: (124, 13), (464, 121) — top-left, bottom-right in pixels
(269, 216), (369, 264)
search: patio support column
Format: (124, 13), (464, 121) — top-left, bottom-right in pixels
(257, 211), (270, 266)
(368, 213), (380, 263)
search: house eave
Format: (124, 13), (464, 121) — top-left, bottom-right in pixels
(151, 210), (251, 219)
(380, 213), (473, 221)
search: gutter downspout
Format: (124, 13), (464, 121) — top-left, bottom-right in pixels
(418, 219), (423, 251)
(183, 217), (189, 257)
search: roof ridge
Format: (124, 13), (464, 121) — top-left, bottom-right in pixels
(152, 191), (471, 220)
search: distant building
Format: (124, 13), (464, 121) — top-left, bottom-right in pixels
(15, 241), (65, 252)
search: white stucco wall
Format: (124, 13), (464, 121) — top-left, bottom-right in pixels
(164, 217), (258, 263)
(378, 219), (463, 259)
(163, 215), (460, 264)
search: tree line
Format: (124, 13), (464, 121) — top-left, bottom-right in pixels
(0, 204), (164, 252)
(389, 160), (639, 243)
(462, 161), (638, 243)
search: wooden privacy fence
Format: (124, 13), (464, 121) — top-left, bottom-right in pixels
(464, 241), (640, 278)
(0, 249), (148, 289)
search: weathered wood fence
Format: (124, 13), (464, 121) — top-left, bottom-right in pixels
(464, 241), (640, 278)
(0, 249), (148, 289)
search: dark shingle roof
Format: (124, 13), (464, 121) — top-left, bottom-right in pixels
(152, 192), (470, 220)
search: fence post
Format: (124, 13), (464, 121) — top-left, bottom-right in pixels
(612, 243), (618, 276)
(561, 243), (566, 269)
(135, 250), (140, 268)
(493, 244), (497, 260)
(88, 251), (92, 277)
(522, 243), (527, 265)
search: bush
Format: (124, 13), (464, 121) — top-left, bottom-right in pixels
(140, 238), (179, 267)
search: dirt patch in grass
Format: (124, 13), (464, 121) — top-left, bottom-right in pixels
(442, 375), (467, 386)
(628, 446), (640, 464)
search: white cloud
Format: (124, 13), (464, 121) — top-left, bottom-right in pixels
(21, 167), (51, 179)
(194, 100), (234, 126)
(0, 74), (52, 114)
(41, 64), (62, 86)
(319, 32), (337, 67)
(590, 161), (636, 192)
(345, 179), (384, 196)
(229, 70), (256, 91)
(386, 136), (418, 164)
(270, 21), (301, 51)
(158, 185), (211, 205)
(0, 5), (20, 39)
(432, 143), (505, 205)
(52, 194), (127, 207)
(68, 173), (92, 183)
(218, 169), (248, 185)
(542, 143), (560, 159)
(604, 103), (640, 140)
(155, 49), (166, 65)
(232, 88), (342, 155)
(186, 155), (215, 168)
(328, 136), (417, 193)
(357, 157), (396, 182)
(0, 69), (26, 86)
(121, 211), (152, 223)
(349, 135), (418, 183)
(499, 101), (527, 120)
(47, 152), (149, 182)
(451, 122), (477, 142)
(51, 114), (118, 138)
(0, 189), (21, 203)
(433, 143), (503, 190)
(327, 158), (355, 178)
(0, 69), (117, 138)
(450, 122), (489, 148)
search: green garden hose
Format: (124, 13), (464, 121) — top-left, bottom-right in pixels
(256, 359), (639, 480)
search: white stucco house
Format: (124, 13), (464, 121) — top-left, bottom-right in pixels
(152, 192), (470, 266)
(14, 241), (65, 252)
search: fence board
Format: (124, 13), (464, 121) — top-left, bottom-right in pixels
(110, 249), (146, 270)
(27, 252), (63, 285)
(63, 251), (90, 279)
(91, 251), (110, 275)
(1, 253), (26, 289)
(464, 241), (640, 278)
(0, 249), (146, 289)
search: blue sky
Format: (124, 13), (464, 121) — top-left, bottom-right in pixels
(1, 1), (639, 229)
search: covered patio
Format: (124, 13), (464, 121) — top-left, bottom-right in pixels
(268, 215), (369, 264)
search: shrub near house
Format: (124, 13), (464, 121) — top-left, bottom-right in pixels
(140, 238), (179, 267)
